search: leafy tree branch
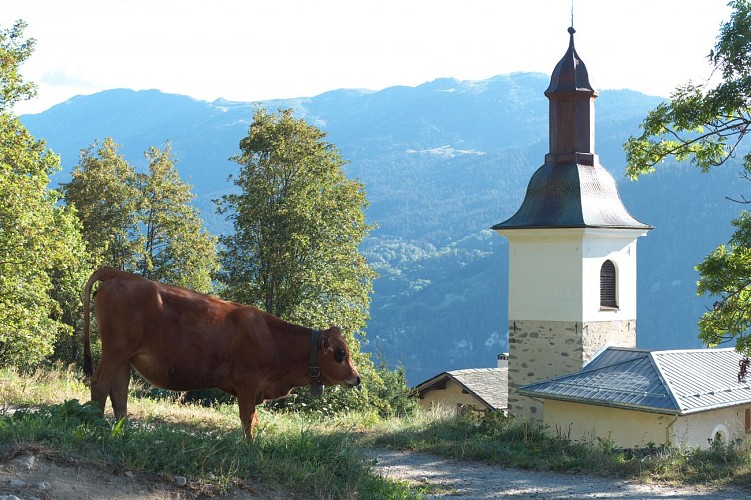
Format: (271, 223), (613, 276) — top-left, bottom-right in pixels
(625, 1), (751, 358)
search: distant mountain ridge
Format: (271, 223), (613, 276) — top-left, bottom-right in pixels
(21, 73), (747, 384)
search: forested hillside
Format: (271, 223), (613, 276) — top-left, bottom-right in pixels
(21, 73), (747, 383)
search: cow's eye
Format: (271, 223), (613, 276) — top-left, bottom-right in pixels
(334, 348), (346, 363)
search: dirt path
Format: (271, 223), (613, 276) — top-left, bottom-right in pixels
(371, 449), (750, 499)
(0, 453), (300, 500)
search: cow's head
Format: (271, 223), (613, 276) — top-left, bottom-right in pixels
(317, 326), (361, 389)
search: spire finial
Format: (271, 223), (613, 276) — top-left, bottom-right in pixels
(571, 0), (574, 29)
(569, 1), (576, 40)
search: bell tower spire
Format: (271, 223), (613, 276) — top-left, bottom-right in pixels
(492, 27), (652, 423)
(545, 26), (597, 164)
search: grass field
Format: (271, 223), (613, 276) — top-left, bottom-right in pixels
(3, 366), (751, 498)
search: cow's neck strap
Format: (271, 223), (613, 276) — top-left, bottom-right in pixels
(309, 329), (324, 396)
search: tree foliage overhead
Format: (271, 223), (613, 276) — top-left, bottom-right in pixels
(625, 1), (751, 177)
(62, 138), (217, 292)
(695, 212), (751, 353)
(624, 1), (751, 356)
(216, 107), (377, 342)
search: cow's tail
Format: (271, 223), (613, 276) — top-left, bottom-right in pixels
(82, 267), (118, 377)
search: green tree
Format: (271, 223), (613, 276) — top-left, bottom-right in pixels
(217, 107), (382, 413)
(216, 107), (377, 339)
(0, 114), (87, 367)
(62, 139), (217, 292)
(61, 138), (140, 271)
(47, 207), (92, 364)
(137, 143), (217, 292)
(625, 1), (751, 177)
(0, 21), (89, 366)
(624, 1), (751, 354)
(0, 20), (36, 112)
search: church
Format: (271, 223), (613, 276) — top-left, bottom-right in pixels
(415, 25), (751, 450)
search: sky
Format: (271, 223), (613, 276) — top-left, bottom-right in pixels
(1, 0), (734, 115)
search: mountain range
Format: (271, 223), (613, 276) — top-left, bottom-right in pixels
(20, 72), (748, 384)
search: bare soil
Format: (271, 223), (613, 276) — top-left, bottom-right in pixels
(0, 450), (303, 500)
(2, 448), (749, 499)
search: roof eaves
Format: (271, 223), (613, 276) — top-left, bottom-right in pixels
(520, 385), (751, 416)
(677, 394), (751, 415)
(411, 372), (450, 395)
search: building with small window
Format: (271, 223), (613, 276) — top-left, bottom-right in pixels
(413, 365), (508, 414)
(520, 347), (751, 449)
(488, 25), (747, 450)
(492, 26), (652, 423)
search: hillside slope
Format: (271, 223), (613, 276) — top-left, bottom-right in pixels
(21, 74), (746, 383)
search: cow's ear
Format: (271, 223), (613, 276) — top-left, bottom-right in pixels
(321, 331), (333, 352)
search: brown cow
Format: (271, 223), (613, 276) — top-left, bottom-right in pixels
(82, 267), (361, 437)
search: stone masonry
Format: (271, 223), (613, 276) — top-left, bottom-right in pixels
(508, 319), (636, 423)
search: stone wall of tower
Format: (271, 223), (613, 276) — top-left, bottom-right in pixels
(582, 319), (636, 361)
(507, 319), (636, 423)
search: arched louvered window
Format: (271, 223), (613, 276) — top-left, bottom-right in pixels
(600, 260), (617, 308)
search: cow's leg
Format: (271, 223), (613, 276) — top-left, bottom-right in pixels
(89, 359), (128, 418)
(109, 364), (131, 421)
(237, 392), (258, 439)
(89, 363), (110, 415)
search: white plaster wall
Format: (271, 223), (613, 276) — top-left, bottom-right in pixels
(504, 229), (583, 322)
(502, 228), (646, 322)
(581, 229), (644, 322)
(671, 406), (751, 449)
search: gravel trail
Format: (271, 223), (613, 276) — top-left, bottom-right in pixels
(371, 449), (749, 499)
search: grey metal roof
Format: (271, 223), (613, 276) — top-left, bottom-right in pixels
(413, 368), (508, 411)
(520, 347), (751, 415)
(492, 161), (653, 231)
(583, 347), (653, 371)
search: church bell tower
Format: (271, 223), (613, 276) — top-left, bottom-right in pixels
(492, 27), (652, 422)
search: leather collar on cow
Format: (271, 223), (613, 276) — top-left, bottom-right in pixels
(309, 329), (324, 396)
